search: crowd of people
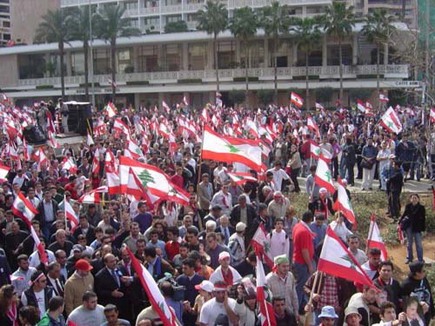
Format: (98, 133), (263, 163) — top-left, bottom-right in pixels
(0, 97), (433, 326)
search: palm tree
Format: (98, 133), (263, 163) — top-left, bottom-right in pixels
(229, 7), (258, 99)
(322, 1), (356, 101)
(291, 17), (321, 110)
(197, 0), (228, 93)
(362, 9), (395, 109)
(260, 1), (290, 102)
(94, 4), (140, 101)
(35, 9), (72, 98)
(69, 6), (95, 101)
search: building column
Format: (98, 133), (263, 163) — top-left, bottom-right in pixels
(65, 52), (72, 77)
(352, 34), (358, 65)
(157, 44), (164, 70)
(302, 6), (307, 17)
(264, 38), (269, 67)
(322, 34), (327, 66)
(133, 46), (140, 72)
(292, 44), (298, 66)
(384, 43), (389, 65)
(182, 43), (189, 70)
(207, 40), (214, 70)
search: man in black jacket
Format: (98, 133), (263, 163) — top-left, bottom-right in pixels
(21, 271), (54, 318)
(230, 195), (257, 227)
(386, 160), (404, 220)
(36, 191), (58, 239)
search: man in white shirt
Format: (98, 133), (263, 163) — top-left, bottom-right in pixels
(347, 235), (368, 265)
(267, 161), (290, 192)
(210, 183), (233, 216)
(209, 252), (242, 286)
(269, 218), (290, 258)
(199, 280), (239, 326)
(11, 254), (37, 296)
(68, 291), (106, 326)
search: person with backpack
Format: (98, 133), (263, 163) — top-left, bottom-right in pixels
(228, 222), (246, 265)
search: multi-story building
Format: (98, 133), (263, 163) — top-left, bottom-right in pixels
(0, 0), (415, 107)
(0, 0), (10, 46)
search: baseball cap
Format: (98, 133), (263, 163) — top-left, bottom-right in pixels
(218, 252), (230, 261)
(319, 187), (328, 194)
(213, 283), (228, 292)
(194, 280), (214, 293)
(344, 307), (362, 320)
(75, 259), (93, 271)
(72, 244), (84, 253)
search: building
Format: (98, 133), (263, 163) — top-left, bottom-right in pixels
(0, 0), (10, 46)
(10, 0), (61, 45)
(0, 0), (415, 107)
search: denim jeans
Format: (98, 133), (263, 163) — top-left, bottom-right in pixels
(406, 228), (423, 262)
(293, 261), (315, 311)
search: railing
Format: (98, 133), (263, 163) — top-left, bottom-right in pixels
(18, 65), (409, 87)
(61, 0), (117, 6)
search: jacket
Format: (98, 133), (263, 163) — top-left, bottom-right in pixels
(400, 203), (426, 232)
(197, 181), (213, 210)
(230, 204), (257, 226)
(64, 271), (94, 315)
(22, 286), (54, 310)
(36, 200), (59, 229)
(37, 312), (66, 326)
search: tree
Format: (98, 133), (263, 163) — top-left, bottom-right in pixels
(164, 20), (188, 33)
(197, 0), (228, 93)
(94, 4), (140, 101)
(260, 1), (290, 102)
(362, 9), (396, 109)
(35, 9), (72, 98)
(290, 17), (322, 110)
(257, 89), (274, 105)
(69, 6), (95, 101)
(322, 1), (356, 101)
(229, 7), (258, 99)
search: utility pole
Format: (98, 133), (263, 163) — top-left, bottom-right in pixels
(89, 0), (96, 107)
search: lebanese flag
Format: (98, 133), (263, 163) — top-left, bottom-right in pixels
(365, 102), (374, 117)
(105, 102), (117, 118)
(22, 138), (31, 161)
(86, 133), (94, 146)
(356, 100), (366, 113)
(315, 102), (325, 111)
(367, 215), (388, 261)
(250, 224), (274, 269)
(314, 157), (335, 193)
(105, 151), (118, 174)
(119, 156), (190, 206)
(107, 171), (121, 194)
(94, 118), (107, 137)
(380, 107), (403, 134)
(379, 93), (389, 103)
(183, 95), (189, 106)
(47, 131), (61, 149)
(60, 157), (77, 174)
(127, 139), (145, 160)
(64, 196), (79, 230)
(430, 108), (435, 123)
(307, 116), (320, 137)
(310, 142), (321, 159)
(78, 186), (107, 204)
(201, 126), (263, 172)
(201, 108), (209, 123)
(126, 248), (178, 326)
(12, 192), (38, 221)
(158, 121), (171, 139)
(113, 118), (130, 137)
(333, 177), (356, 225)
(318, 227), (375, 287)
(0, 164), (10, 182)
(227, 172), (257, 185)
(30, 225), (49, 265)
(35, 148), (48, 172)
(91, 155), (100, 176)
(256, 252), (277, 326)
(126, 167), (148, 200)
(162, 100), (171, 113)
(290, 92), (304, 108)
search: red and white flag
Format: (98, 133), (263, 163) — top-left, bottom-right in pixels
(315, 102), (325, 111)
(60, 157), (77, 174)
(94, 118), (107, 137)
(380, 107), (403, 134)
(64, 196), (79, 230)
(30, 225), (49, 265)
(86, 133), (94, 146)
(365, 102), (374, 117)
(310, 142), (321, 159)
(12, 192), (38, 221)
(47, 131), (61, 149)
(430, 107), (435, 123)
(183, 95), (189, 106)
(250, 224), (274, 269)
(333, 177), (356, 225)
(307, 116), (320, 138)
(256, 252), (277, 326)
(356, 100), (366, 113)
(78, 186), (107, 204)
(314, 156), (335, 193)
(105, 102), (117, 118)
(227, 172), (257, 185)
(0, 164), (10, 182)
(126, 248), (178, 326)
(162, 100), (171, 113)
(113, 118), (130, 137)
(201, 126), (263, 172)
(318, 227), (375, 287)
(290, 92), (304, 108)
(107, 171), (121, 194)
(367, 215), (388, 261)
(35, 148), (48, 172)
(379, 93), (389, 103)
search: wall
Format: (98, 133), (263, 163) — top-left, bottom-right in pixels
(0, 54), (19, 87)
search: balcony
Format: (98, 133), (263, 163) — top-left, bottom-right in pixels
(61, 0), (117, 7)
(17, 65), (409, 88)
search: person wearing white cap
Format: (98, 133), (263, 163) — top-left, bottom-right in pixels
(193, 280), (213, 324)
(199, 280), (238, 326)
(209, 251), (242, 286)
(228, 222), (246, 265)
(308, 187), (335, 220)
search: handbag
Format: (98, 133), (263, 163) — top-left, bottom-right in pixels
(361, 159), (374, 169)
(399, 215), (411, 231)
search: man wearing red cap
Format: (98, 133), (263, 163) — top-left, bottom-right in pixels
(64, 258), (94, 315)
(209, 251), (241, 287)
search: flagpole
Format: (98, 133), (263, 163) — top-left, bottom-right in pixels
(64, 195), (68, 233)
(366, 213), (375, 255)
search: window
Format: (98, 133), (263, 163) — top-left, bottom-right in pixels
(188, 43), (207, 70)
(117, 48), (133, 73)
(241, 40), (264, 68)
(218, 41), (236, 69)
(71, 52), (85, 76)
(18, 54), (45, 79)
(93, 48), (110, 74)
(2, 20), (9, 27)
(162, 44), (181, 71)
(138, 45), (159, 72)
